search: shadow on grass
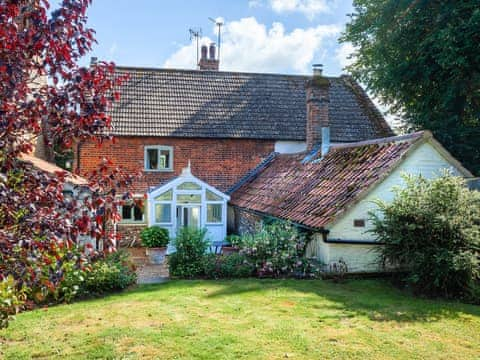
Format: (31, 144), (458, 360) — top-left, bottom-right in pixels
(87, 278), (480, 324)
(200, 278), (480, 323)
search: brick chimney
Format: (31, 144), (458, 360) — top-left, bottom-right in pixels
(306, 64), (330, 155)
(198, 43), (219, 71)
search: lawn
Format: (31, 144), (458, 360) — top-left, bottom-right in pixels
(1, 280), (479, 359)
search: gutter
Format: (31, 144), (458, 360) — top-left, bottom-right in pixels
(324, 237), (385, 245)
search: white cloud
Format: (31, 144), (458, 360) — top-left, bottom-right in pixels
(335, 42), (355, 69)
(268, 0), (336, 20)
(164, 17), (340, 74)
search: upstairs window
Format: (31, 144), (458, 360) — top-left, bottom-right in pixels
(145, 146), (173, 171)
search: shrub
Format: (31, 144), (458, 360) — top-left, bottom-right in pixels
(370, 173), (480, 299)
(203, 253), (255, 279)
(84, 250), (137, 295)
(169, 227), (209, 278)
(0, 276), (26, 329)
(232, 221), (311, 277)
(141, 226), (169, 248)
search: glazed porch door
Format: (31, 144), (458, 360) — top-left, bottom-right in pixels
(176, 205), (201, 229)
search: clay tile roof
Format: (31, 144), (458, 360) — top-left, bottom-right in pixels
(230, 132), (426, 229)
(19, 154), (88, 186)
(109, 67), (393, 141)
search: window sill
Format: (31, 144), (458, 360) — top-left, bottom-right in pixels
(118, 222), (147, 226)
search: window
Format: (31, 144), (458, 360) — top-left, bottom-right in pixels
(155, 203), (172, 223)
(353, 219), (366, 227)
(177, 194), (201, 204)
(121, 203), (144, 222)
(145, 146), (173, 171)
(207, 204), (222, 223)
(178, 181), (201, 190)
(155, 190), (172, 201)
(206, 190), (222, 201)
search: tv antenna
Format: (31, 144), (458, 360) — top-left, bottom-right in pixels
(208, 17), (224, 62)
(189, 27), (202, 67)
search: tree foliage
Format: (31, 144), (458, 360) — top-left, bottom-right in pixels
(0, 0), (137, 326)
(370, 173), (480, 300)
(342, 0), (480, 174)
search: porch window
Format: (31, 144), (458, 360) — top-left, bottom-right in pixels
(178, 181), (201, 190)
(177, 194), (201, 204)
(145, 146), (173, 171)
(207, 203), (222, 223)
(155, 203), (172, 224)
(155, 189), (172, 201)
(206, 190), (222, 201)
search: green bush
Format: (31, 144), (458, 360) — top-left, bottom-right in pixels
(203, 253), (255, 279)
(232, 221), (313, 277)
(370, 173), (480, 300)
(169, 227), (209, 278)
(0, 276), (26, 329)
(140, 226), (169, 248)
(84, 250), (137, 295)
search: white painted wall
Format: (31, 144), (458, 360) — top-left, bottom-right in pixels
(307, 140), (466, 272)
(274, 141), (307, 154)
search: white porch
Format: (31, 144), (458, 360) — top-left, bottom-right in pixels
(146, 164), (230, 252)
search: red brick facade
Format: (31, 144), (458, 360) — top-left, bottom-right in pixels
(77, 136), (274, 193)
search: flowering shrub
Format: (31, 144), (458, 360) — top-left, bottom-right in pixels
(203, 253), (255, 279)
(232, 222), (319, 277)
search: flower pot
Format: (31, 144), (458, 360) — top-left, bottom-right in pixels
(221, 246), (238, 255)
(145, 247), (167, 264)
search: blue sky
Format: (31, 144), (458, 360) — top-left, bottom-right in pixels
(70, 0), (355, 76)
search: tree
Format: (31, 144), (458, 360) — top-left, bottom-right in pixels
(370, 173), (480, 300)
(341, 0), (480, 174)
(0, 0), (134, 326)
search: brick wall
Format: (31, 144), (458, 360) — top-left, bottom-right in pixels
(117, 224), (145, 247)
(76, 136), (274, 193)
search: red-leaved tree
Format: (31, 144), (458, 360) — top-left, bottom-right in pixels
(0, 0), (136, 314)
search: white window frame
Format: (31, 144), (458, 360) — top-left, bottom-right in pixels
(206, 202), (223, 225)
(154, 202), (173, 225)
(144, 145), (173, 172)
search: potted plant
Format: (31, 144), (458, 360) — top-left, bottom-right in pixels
(140, 226), (169, 264)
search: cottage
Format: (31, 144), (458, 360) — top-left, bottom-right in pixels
(75, 52), (393, 248)
(230, 131), (473, 272)
(73, 51), (474, 271)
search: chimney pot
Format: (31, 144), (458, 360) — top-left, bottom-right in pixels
(201, 45), (208, 60)
(198, 43), (219, 71)
(312, 63), (323, 76)
(209, 43), (216, 60)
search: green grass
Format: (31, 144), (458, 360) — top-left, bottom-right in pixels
(1, 279), (479, 359)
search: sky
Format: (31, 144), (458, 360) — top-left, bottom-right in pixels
(68, 0), (356, 76)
